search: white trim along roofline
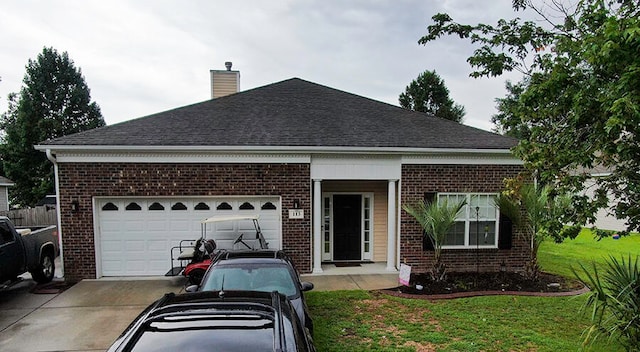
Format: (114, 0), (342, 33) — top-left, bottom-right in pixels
(35, 145), (523, 165)
(35, 144), (515, 155)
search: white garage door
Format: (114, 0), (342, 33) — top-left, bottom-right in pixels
(96, 197), (281, 277)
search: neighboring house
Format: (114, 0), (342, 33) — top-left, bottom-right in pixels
(36, 76), (527, 282)
(0, 176), (15, 211)
(584, 172), (629, 232)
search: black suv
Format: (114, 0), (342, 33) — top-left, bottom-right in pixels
(187, 249), (315, 334)
(107, 290), (316, 352)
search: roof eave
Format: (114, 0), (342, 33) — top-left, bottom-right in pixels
(35, 144), (515, 155)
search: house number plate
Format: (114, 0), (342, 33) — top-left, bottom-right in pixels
(288, 209), (304, 219)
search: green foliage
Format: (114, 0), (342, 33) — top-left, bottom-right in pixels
(573, 256), (640, 351)
(594, 228), (631, 241)
(491, 80), (529, 139)
(399, 70), (465, 122)
(420, 1), (640, 233)
(496, 183), (580, 280)
(0, 47), (105, 207)
(402, 198), (466, 281)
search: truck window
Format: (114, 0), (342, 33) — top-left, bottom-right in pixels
(0, 223), (14, 245)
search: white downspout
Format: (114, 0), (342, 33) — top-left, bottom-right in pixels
(46, 149), (64, 278)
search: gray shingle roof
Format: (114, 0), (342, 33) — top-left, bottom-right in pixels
(41, 78), (517, 150)
(0, 176), (14, 185)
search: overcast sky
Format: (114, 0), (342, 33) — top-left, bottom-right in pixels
(0, 0), (528, 131)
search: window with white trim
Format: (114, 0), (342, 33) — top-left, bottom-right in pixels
(438, 193), (499, 248)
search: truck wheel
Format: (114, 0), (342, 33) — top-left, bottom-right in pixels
(188, 268), (205, 285)
(30, 252), (55, 284)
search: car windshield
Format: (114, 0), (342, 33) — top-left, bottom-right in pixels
(201, 264), (298, 297)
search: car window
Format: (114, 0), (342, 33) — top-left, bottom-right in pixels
(130, 321), (275, 352)
(0, 223), (14, 245)
(202, 265), (298, 297)
(129, 314), (300, 352)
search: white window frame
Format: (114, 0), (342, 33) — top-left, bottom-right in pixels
(438, 193), (500, 249)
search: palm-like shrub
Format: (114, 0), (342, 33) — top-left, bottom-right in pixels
(573, 255), (640, 351)
(495, 183), (580, 280)
(403, 198), (466, 281)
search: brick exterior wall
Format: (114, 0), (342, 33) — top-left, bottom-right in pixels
(57, 163), (311, 282)
(400, 164), (528, 274)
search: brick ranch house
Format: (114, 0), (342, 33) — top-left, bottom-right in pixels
(36, 77), (527, 282)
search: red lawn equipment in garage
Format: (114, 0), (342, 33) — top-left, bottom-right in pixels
(165, 215), (269, 284)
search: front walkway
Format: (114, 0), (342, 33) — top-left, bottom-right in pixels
(302, 263), (399, 290)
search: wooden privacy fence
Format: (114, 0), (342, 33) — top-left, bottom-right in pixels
(0, 206), (58, 227)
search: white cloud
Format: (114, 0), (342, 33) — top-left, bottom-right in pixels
(0, 0), (524, 131)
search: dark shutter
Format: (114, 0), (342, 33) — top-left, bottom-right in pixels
(424, 192), (437, 205)
(498, 212), (513, 249)
(423, 236), (435, 251)
(422, 192), (437, 251)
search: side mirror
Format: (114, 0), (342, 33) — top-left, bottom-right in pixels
(300, 281), (314, 292)
(185, 284), (199, 293)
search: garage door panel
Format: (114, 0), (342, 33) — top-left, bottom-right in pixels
(125, 260), (147, 275)
(147, 240), (168, 252)
(146, 220), (169, 232)
(149, 260), (169, 272)
(101, 240), (123, 252)
(102, 260), (123, 275)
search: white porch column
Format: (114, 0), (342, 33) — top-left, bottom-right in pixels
(386, 179), (398, 271)
(312, 179), (323, 273)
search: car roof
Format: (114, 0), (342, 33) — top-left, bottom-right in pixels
(115, 291), (297, 351)
(156, 290), (282, 306)
(215, 249), (289, 261)
(201, 214), (260, 223)
(214, 257), (290, 266)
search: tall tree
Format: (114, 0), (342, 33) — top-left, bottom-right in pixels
(399, 70), (466, 122)
(0, 47), (105, 207)
(491, 80), (529, 139)
(420, 0), (640, 233)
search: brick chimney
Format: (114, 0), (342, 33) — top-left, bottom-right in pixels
(210, 61), (240, 99)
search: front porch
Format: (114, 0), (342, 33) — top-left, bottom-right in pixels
(310, 176), (400, 274)
(301, 264), (398, 291)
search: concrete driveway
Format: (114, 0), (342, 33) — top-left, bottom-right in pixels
(0, 278), (185, 352)
(0, 273), (398, 352)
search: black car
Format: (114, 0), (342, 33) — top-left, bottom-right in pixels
(187, 249), (314, 334)
(107, 290), (316, 352)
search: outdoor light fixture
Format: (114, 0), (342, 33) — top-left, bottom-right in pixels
(293, 199), (300, 209)
(71, 200), (79, 212)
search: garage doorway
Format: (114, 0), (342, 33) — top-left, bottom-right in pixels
(95, 197), (281, 277)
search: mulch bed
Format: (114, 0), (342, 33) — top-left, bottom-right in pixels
(381, 271), (588, 300)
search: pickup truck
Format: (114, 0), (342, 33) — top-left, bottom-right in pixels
(0, 217), (59, 286)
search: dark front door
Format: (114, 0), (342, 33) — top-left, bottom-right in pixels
(333, 195), (361, 261)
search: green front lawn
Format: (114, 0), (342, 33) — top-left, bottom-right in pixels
(305, 229), (639, 351)
(538, 229), (640, 278)
(307, 290), (620, 351)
